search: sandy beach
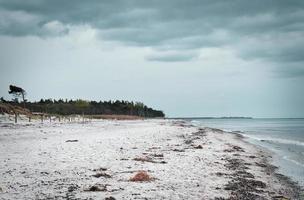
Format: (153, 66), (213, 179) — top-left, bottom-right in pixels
(0, 118), (301, 200)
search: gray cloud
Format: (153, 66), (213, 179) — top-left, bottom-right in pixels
(146, 51), (197, 62)
(237, 31), (304, 63)
(0, 0), (304, 71)
(274, 63), (304, 78)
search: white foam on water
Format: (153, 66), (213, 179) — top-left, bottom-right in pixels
(241, 134), (304, 147)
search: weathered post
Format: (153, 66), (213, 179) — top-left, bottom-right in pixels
(15, 113), (17, 123)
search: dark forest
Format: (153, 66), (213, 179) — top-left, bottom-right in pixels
(0, 98), (165, 118)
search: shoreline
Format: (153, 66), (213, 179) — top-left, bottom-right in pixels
(241, 134), (303, 191)
(176, 120), (303, 199)
(230, 130), (304, 194)
(223, 130), (302, 199)
(0, 118), (303, 199)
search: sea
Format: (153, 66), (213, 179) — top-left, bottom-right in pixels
(189, 118), (304, 187)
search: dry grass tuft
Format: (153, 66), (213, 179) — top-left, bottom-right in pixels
(129, 171), (153, 182)
(0, 103), (32, 116)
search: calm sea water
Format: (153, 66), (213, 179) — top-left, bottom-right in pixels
(189, 118), (304, 186)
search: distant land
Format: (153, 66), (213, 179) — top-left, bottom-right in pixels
(168, 117), (304, 120)
(168, 117), (253, 119)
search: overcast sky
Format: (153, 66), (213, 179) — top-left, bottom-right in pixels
(0, 0), (304, 117)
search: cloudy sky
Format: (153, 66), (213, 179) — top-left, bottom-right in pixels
(0, 0), (303, 117)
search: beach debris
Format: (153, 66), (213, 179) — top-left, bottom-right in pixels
(192, 129), (207, 137)
(233, 132), (244, 139)
(184, 139), (193, 144)
(118, 169), (153, 174)
(148, 146), (161, 150)
(236, 171), (254, 179)
(272, 195), (289, 200)
(224, 145), (244, 153)
(255, 162), (267, 168)
(224, 158), (247, 171)
(65, 140), (78, 142)
(133, 156), (154, 163)
(151, 153), (164, 158)
(194, 145), (203, 149)
(129, 171), (154, 182)
(224, 177), (267, 200)
(224, 155), (268, 199)
(232, 145), (244, 152)
(192, 136), (201, 140)
(92, 172), (112, 178)
(172, 148), (185, 152)
(172, 121), (194, 128)
(105, 197), (116, 200)
(215, 172), (228, 177)
(84, 184), (108, 192)
(67, 184), (79, 192)
(92, 167), (107, 171)
(214, 197), (225, 200)
(133, 156), (167, 164)
(225, 178), (266, 191)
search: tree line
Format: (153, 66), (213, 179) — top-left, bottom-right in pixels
(0, 98), (165, 118)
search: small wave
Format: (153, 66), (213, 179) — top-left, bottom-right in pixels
(242, 134), (304, 147)
(282, 156), (304, 168)
(222, 129), (235, 133)
(190, 120), (200, 124)
(263, 138), (304, 147)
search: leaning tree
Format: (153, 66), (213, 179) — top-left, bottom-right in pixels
(8, 85), (26, 108)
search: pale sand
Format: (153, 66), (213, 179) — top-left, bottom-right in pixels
(0, 118), (301, 199)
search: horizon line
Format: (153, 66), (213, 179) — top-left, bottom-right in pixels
(166, 117), (304, 119)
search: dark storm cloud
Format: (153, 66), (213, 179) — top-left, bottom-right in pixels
(1, 0), (303, 39)
(0, 0), (304, 68)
